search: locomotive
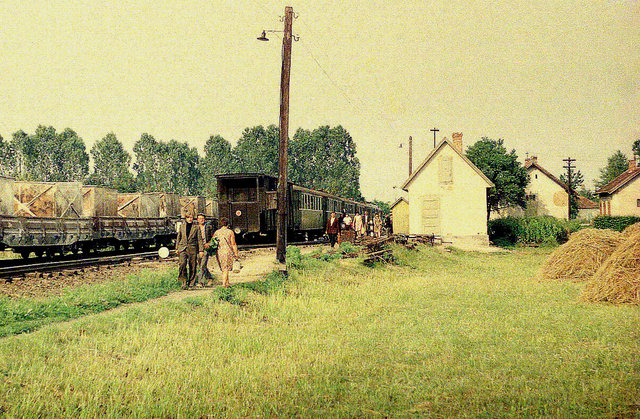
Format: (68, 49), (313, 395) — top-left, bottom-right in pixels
(216, 173), (379, 241)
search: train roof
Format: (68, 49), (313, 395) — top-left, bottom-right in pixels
(216, 173), (379, 210)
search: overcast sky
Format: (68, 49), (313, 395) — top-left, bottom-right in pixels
(0, 0), (638, 201)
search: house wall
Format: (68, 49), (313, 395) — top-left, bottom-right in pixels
(608, 179), (640, 216)
(526, 168), (568, 219)
(391, 200), (409, 234)
(407, 144), (489, 238)
(577, 208), (599, 220)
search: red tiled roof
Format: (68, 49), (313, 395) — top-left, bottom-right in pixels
(596, 167), (640, 195)
(576, 195), (598, 209)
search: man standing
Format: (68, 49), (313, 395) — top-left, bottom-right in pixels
(196, 213), (214, 287)
(176, 212), (204, 290)
(325, 211), (340, 248)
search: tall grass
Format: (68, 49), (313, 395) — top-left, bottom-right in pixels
(0, 269), (180, 337)
(0, 246), (638, 417)
(489, 216), (582, 246)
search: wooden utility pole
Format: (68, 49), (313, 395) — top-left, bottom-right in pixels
(408, 136), (413, 176)
(563, 157), (576, 219)
(276, 6), (294, 265)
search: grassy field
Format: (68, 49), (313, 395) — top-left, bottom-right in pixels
(0, 245), (638, 417)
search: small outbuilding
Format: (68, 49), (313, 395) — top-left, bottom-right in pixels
(597, 158), (640, 216)
(401, 134), (494, 243)
(390, 197), (409, 234)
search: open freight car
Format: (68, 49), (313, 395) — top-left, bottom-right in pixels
(0, 179), (178, 258)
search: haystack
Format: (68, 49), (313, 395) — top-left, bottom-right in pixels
(620, 222), (640, 239)
(582, 230), (640, 304)
(538, 228), (623, 281)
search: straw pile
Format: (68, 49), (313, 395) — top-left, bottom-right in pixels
(620, 222), (640, 239)
(582, 230), (640, 304)
(538, 228), (623, 281)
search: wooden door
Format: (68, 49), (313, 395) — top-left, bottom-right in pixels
(421, 195), (440, 234)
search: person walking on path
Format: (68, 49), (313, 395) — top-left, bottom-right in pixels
(373, 213), (383, 238)
(210, 217), (239, 288)
(176, 212), (204, 290)
(325, 212), (340, 248)
(353, 212), (363, 238)
(362, 211), (369, 238)
(196, 213), (214, 286)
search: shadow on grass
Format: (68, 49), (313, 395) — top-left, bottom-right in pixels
(211, 271), (288, 306)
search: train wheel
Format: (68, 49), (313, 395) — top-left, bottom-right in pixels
(19, 250), (31, 259)
(35, 249), (44, 258)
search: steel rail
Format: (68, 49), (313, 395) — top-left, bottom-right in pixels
(0, 251), (164, 279)
(0, 240), (325, 279)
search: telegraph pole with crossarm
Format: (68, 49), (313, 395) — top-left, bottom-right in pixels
(563, 157), (576, 219)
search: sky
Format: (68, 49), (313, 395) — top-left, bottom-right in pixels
(0, 0), (638, 202)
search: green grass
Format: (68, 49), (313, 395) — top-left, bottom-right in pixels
(0, 245), (638, 417)
(0, 269), (180, 338)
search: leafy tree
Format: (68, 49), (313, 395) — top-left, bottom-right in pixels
(465, 137), (529, 220)
(559, 169), (586, 219)
(559, 169), (584, 190)
(164, 139), (202, 195)
(233, 125), (279, 176)
(594, 150), (628, 190)
(289, 125), (362, 200)
(132, 133), (162, 190)
(201, 135), (236, 196)
(632, 139), (640, 158)
(133, 134), (202, 195)
(371, 199), (390, 215)
(0, 135), (17, 177)
(87, 133), (136, 192)
(10, 126), (89, 182)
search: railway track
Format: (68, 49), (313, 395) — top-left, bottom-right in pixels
(0, 251), (164, 279)
(0, 239), (325, 279)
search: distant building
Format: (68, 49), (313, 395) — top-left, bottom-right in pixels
(390, 197), (409, 234)
(597, 158), (640, 216)
(401, 133), (494, 243)
(495, 156), (598, 221)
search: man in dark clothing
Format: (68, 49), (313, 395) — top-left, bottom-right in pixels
(176, 213), (204, 289)
(196, 213), (214, 286)
(325, 211), (340, 248)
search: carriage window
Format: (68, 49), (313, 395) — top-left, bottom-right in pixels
(229, 187), (257, 202)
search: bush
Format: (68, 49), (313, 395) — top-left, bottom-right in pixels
(488, 216), (581, 246)
(286, 246), (303, 270)
(593, 215), (640, 232)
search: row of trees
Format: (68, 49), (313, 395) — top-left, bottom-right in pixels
(465, 137), (638, 219)
(0, 124), (364, 200)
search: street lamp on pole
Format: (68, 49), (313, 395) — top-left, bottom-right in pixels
(258, 6), (295, 268)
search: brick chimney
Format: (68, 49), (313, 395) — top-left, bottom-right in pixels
(525, 156), (537, 166)
(628, 158), (636, 171)
(452, 132), (463, 152)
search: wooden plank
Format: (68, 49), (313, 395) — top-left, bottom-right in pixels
(13, 181), (82, 218)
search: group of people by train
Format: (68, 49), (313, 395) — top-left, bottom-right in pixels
(175, 212), (239, 290)
(325, 210), (392, 248)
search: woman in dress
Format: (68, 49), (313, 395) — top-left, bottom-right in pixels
(208, 217), (239, 287)
(373, 213), (382, 238)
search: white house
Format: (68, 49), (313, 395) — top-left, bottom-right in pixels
(401, 133), (494, 243)
(523, 156), (598, 220)
(597, 158), (640, 216)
